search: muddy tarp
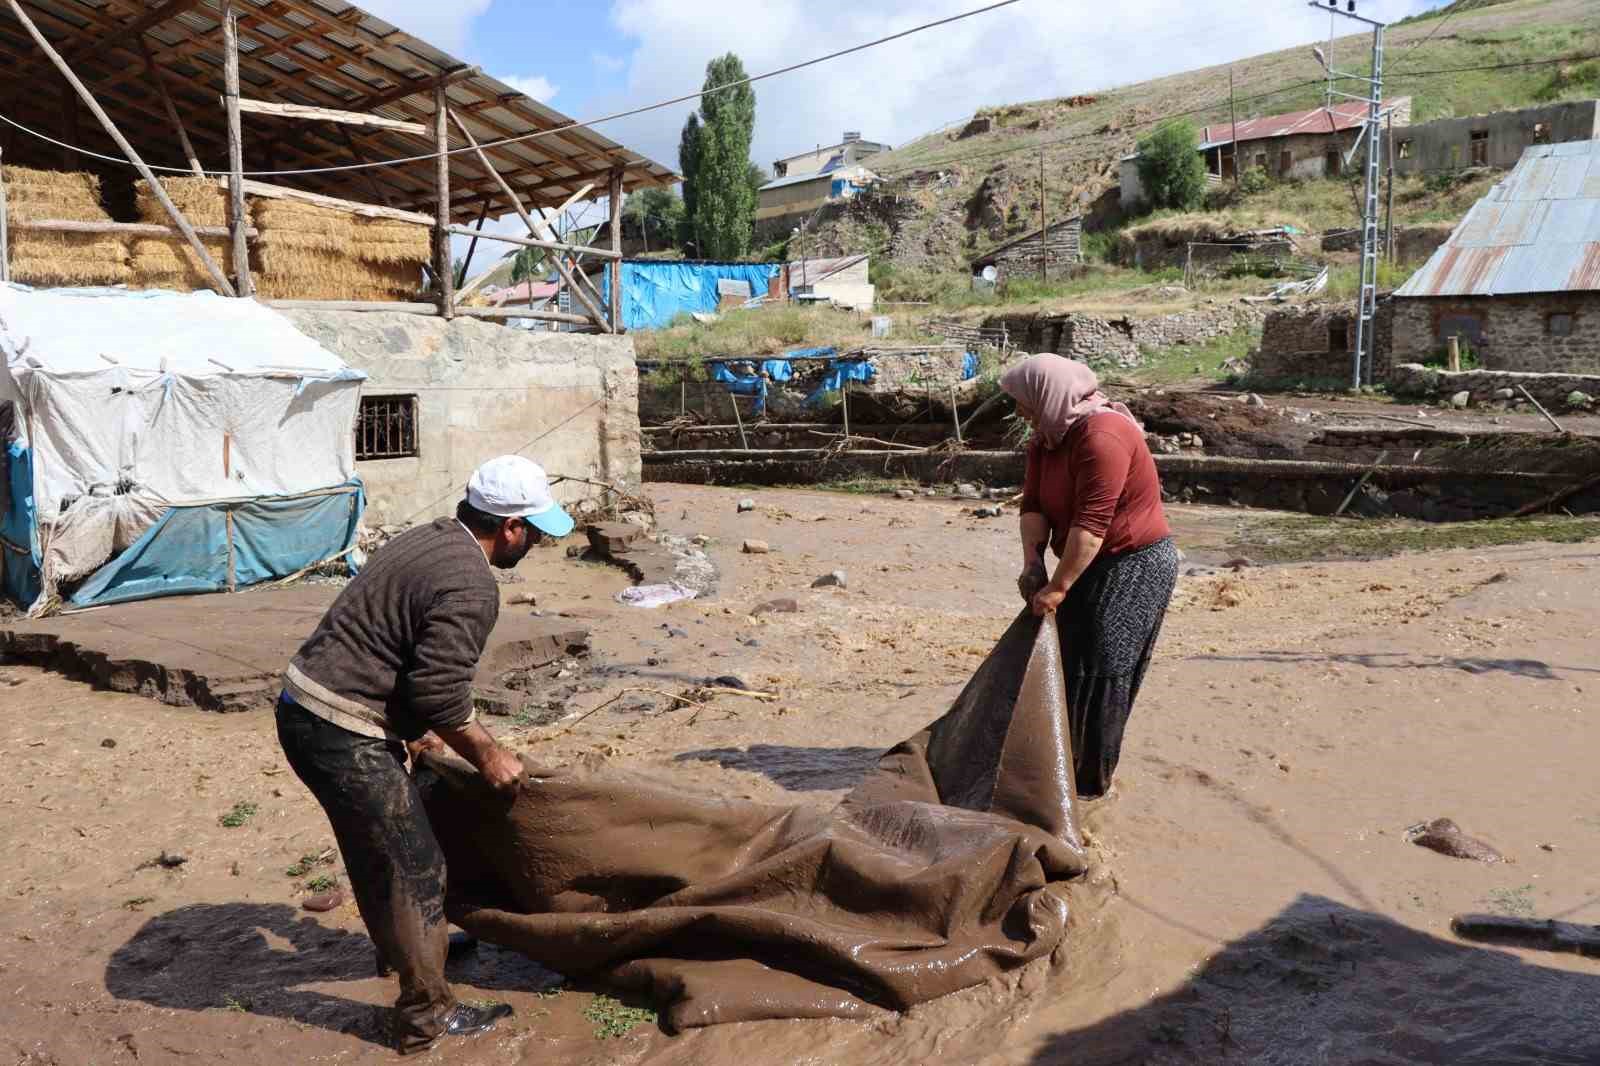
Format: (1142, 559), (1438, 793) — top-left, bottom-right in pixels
(416, 611), (1087, 1029)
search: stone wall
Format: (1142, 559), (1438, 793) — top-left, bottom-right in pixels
(984, 304), (1265, 370)
(977, 218), (1082, 283)
(1320, 224), (1452, 263)
(1392, 100), (1600, 176)
(285, 311), (640, 527)
(1388, 363), (1600, 411)
(1391, 293), (1600, 374)
(1246, 300), (1401, 383)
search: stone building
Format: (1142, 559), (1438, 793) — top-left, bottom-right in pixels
(1392, 139), (1600, 375)
(970, 217), (1082, 284)
(1392, 100), (1600, 176)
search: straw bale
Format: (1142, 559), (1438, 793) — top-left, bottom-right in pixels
(2, 166), (107, 223)
(251, 199), (357, 241)
(128, 236), (231, 290)
(10, 232), (130, 286)
(352, 217), (431, 265)
(252, 245), (421, 302)
(134, 178), (228, 228)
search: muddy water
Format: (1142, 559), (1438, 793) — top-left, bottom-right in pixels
(2, 485), (1598, 1064)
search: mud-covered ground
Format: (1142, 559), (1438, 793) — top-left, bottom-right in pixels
(3, 484), (1598, 1065)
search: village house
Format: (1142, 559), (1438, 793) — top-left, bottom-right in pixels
(772, 131), (890, 179)
(755, 165), (880, 242)
(1390, 99), (1600, 176)
(1391, 139), (1600, 374)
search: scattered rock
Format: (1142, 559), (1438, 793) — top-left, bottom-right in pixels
(492, 570), (526, 585)
(707, 675), (749, 691)
(737, 498), (756, 513)
(0, 672), (23, 687)
(1449, 391), (1472, 409)
(646, 656), (662, 667)
(691, 534), (713, 547)
(506, 592), (537, 606)
(1567, 390), (1595, 410)
(1539, 842), (1556, 852)
(922, 489), (937, 497)
(751, 597), (799, 616)
(137, 851), (187, 870)
(955, 483), (980, 498)
(565, 544), (588, 559)
(972, 505), (1003, 518)
(1245, 393), (1265, 408)
(894, 489), (916, 500)
(811, 570), (847, 589)
(1493, 388), (1516, 401)
(664, 626), (688, 639)
(738, 637), (761, 648)
(742, 539), (770, 554)
(1407, 818), (1505, 863)
(302, 889), (346, 912)
(587, 521), (645, 556)
(101, 738), (117, 749)
(1223, 557), (1254, 570)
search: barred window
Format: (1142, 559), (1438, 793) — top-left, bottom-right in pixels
(356, 395), (419, 461)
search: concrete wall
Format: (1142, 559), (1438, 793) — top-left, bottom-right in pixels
(284, 311), (640, 527)
(1390, 293), (1600, 374)
(1392, 101), (1600, 176)
(773, 140), (887, 178)
(756, 175), (835, 222)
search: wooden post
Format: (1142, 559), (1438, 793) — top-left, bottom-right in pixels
(608, 166), (624, 333)
(729, 392), (749, 450)
(0, 146), (9, 284)
(140, 35), (202, 177)
(221, 0), (252, 296)
(457, 195), (490, 289)
(433, 84), (455, 318)
(1517, 385), (1566, 433)
(1229, 67), (1240, 186)
(1384, 111), (1396, 262)
(225, 509), (237, 592)
(1447, 335), (1461, 372)
(1038, 148), (1047, 283)
(446, 111), (610, 330)
(950, 386), (963, 444)
(841, 384), (851, 441)
(3, 0), (235, 296)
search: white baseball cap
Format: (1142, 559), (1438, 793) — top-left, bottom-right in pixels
(465, 455), (574, 537)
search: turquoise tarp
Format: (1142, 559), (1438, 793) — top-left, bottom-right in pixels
(601, 262), (781, 331)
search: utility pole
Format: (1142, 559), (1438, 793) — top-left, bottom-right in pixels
(1039, 147), (1047, 283)
(1309, 0), (1384, 390)
(1384, 111), (1396, 261)
(1229, 68), (1240, 186)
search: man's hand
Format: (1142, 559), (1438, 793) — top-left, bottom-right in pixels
(406, 732), (446, 762)
(1032, 581), (1068, 617)
(475, 744), (524, 794)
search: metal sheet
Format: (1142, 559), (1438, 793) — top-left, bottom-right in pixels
(1550, 140), (1597, 158)
(1570, 244), (1600, 290)
(1537, 199), (1598, 244)
(1396, 245), (1507, 297)
(1492, 243), (1586, 295)
(1548, 157), (1589, 199)
(1452, 200), (1500, 248)
(1487, 199), (1548, 246)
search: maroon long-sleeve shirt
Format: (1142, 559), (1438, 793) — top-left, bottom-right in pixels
(1021, 411), (1171, 558)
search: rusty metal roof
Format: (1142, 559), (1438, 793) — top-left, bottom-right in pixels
(1395, 140), (1600, 297)
(1197, 100), (1378, 151)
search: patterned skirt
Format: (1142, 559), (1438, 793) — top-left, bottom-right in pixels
(1059, 536), (1179, 798)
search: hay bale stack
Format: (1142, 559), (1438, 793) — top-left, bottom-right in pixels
(128, 178), (231, 291)
(250, 197), (425, 301)
(2, 166), (131, 286)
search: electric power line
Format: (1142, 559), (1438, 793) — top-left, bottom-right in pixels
(0, 0), (1025, 180)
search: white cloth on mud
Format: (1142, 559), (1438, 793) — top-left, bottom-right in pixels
(617, 582), (700, 608)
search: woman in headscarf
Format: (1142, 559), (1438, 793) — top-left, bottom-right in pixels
(1000, 353), (1179, 798)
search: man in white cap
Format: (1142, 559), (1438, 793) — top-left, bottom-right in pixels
(275, 455), (573, 1055)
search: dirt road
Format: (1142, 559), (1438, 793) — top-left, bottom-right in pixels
(3, 484), (1597, 1064)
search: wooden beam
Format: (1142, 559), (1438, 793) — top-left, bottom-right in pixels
(441, 224), (621, 260)
(358, 65), (480, 112)
(235, 98), (429, 136)
(65, 0), (204, 63)
(0, 147), (10, 284)
(447, 109), (611, 331)
(608, 165), (623, 334)
(263, 299), (439, 314)
(140, 34), (202, 176)
(4, 0), (234, 296)
(12, 219), (254, 238)
(456, 306), (593, 326)
(433, 84), (454, 318)
(221, 0), (252, 297)
(458, 195), (490, 286)
(224, 179), (434, 225)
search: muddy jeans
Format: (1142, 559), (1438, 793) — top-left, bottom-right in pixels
(275, 696), (454, 1053)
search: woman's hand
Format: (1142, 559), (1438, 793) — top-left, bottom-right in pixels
(1031, 581), (1068, 617)
(1017, 559), (1049, 603)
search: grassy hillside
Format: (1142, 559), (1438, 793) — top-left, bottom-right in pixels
(808, 0), (1597, 274)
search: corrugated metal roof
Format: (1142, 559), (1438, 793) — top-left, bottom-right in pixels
(1197, 100), (1382, 150)
(1395, 139), (1600, 297)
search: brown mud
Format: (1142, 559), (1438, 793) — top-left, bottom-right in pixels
(2, 483), (1598, 1064)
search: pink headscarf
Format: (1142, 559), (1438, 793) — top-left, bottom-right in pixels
(999, 353), (1139, 449)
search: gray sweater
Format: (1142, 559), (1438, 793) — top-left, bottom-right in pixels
(286, 517), (499, 741)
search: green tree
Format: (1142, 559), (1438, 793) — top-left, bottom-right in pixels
(625, 186), (686, 252)
(687, 53), (758, 260)
(1136, 120), (1207, 211)
(509, 246), (545, 284)
(677, 114), (702, 253)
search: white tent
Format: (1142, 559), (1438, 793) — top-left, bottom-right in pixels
(0, 284), (365, 613)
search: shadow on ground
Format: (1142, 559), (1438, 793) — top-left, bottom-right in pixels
(673, 745), (883, 791)
(1028, 894), (1600, 1065)
(1188, 650), (1595, 679)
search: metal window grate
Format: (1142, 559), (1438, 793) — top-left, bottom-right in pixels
(356, 395), (419, 461)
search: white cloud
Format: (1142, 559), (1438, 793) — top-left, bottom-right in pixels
(353, 0), (492, 56)
(593, 51), (627, 73)
(499, 74), (561, 103)
(589, 0), (1446, 174)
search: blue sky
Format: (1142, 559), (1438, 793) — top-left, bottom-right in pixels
(357, 0), (1449, 270)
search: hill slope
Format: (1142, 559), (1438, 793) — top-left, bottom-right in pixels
(798, 0), (1598, 274)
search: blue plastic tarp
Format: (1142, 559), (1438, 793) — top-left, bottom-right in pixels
(601, 262), (781, 331)
(1, 442), (41, 608)
(806, 358), (877, 407)
(963, 351), (980, 380)
(67, 485), (364, 608)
